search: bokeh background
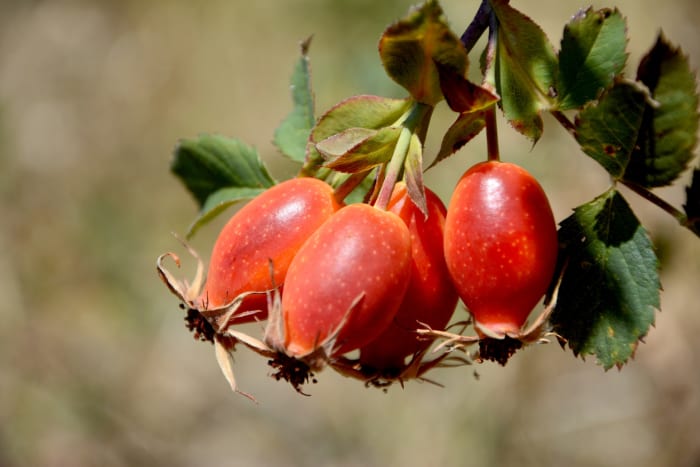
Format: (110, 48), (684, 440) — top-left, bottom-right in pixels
(1, 0), (699, 466)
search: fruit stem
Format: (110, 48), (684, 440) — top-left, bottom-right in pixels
(374, 126), (413, 210)
(481, 8), (500, 163)
(485, 105), (500, 162)
(374, 102), (432, 210)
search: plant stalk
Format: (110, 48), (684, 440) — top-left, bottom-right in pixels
(460, 0), (492, 53)
(374, 102), (432, 210)
(620, 179), (689, 226)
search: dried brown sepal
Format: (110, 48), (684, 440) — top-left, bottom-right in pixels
(158, 248), (268, 331)
(214, 336), (257, 403)
(416, 263), (566, 366)
(158, 239), (278, 401)
(331, 340), (473, 391)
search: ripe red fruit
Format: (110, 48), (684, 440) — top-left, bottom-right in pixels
(199, 177), (340, 322)
(358, 183), (458, 370)
(444, 161), (558, 337)
(281, 203), (412, 358)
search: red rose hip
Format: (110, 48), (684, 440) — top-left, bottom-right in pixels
(282, 203), (412, 358)
(358, 183), (458, 370)
(200, 177), (340, 322)
(444, 161), (558, 337)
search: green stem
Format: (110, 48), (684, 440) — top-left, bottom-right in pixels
(374, 126), (413, 210)
(374, 102), (432, 210)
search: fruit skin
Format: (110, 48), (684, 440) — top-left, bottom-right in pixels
(444, 161), (558, 336)
(282, 203), (412, 357)
(199, 177), (340, 322)
(358, 183), (458, 370)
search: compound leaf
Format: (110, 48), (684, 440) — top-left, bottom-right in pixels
(624, 34), (699, 187)
(574, 80), (648, 178)
(274, 37), (315, 163)
(486, 0), (558, 142)
(187, 187), (267, 238)
(551, 189), (660, 369)
(557, 8), (628, 110)
(171, 134), (275, 207)
(379, 0), (468, 105)
(306, 95), (411, 169)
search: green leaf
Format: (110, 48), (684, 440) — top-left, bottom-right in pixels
(552, 189), (660, 369)
(624, 34), (699, 187)
(171, 135), (275, 207)
(403, 132), (427, 215)
(557, 8), (628, 110)
(317, 126), (401, 173)
(486, 0), (558, 142)
(574, 80), (648, 178)
(306, 95), (411, 169)
(186, 186), (267, 238)
(685, 168), (700, 236)
(379, 0), (468, 105)
(431, 110), (487, 168)
(274, 37), (315, 163)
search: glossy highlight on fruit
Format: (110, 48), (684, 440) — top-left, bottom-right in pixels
(199, 177), (340, 322)
(358, 183), (458, 370)
(282, 203), (412, 357)
(444, 161), (558, 336)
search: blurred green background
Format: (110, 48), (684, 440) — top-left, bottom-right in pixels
(1, 0), (699, 466)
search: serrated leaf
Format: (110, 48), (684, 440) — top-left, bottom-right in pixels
(171, 135), (275, 207)
(431, 110), (487, 168)
(574, 80), (648, 178)
(403, 132), (427, 215)
(685, 168), (700, 236)
(379, 0), (468, 105)
(624, 34), (699, 187)
(557, 8), (628, 110)
(274, 38), (315, 163)
(318, 126), (401, 173)
(187, 186), (267, 238)
(306, 95), (411, 168)
(486, 0), (558, 141)
(552, 189), (659, 370)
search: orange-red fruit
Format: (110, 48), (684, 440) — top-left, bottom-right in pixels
(444, 161), (558, 336)
(200, 177), (340, 322)
(282, 203), (412, 357)
(358, 183), (458, 369)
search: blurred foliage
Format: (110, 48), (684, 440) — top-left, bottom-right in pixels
(0, 0), (699, 466)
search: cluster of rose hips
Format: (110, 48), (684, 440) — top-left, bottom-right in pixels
(159, 158), (559, 395)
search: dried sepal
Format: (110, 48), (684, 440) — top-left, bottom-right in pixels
(330, 329), (474, 390)
(214, 336), (257, 403)
(417, 264), (566, 366)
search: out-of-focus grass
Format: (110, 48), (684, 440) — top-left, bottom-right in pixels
(0, 1), (699, 466)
